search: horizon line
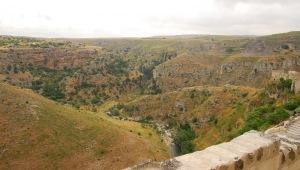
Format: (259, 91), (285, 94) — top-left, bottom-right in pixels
(0, 31), (299, 39)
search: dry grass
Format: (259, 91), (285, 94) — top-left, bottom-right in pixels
(0, 83), (169, 170)
(124, 85), (258, 150)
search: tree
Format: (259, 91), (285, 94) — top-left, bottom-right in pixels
(42, 83), (65, 100)
(174, 123), (196, 155)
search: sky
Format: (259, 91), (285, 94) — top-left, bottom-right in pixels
(0, 0), (300, 38)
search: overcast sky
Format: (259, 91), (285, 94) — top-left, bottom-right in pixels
(0, 0), (300, 38)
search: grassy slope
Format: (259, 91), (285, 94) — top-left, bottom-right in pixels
(0, 82), (168, 170)
(122, 81), (300, 152)
(123, 85), (258, 150)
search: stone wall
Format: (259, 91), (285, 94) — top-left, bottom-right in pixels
(126, 116), (300, 170)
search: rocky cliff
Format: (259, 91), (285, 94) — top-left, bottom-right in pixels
(0, 47), (100, 71)
(154, 54), (300, 91)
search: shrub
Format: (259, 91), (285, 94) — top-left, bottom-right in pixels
(242, 92), (249, 98)
(284, 100), (300, 111)
(281, 44), (290, 50)
(296, 106), (300, 113)
(139, 65), (154, 80)
(180, 140), (194, 154)
(242, 104), (291, 133)
(201, 90), (211, 97)
(278, 78), (293, 91)
(80, 82), (94, 89)
(190, 89), (197, 99)
(174, 123), (196, 155)
(138, 115), (153, 123)
(42, 83), (65, 100)
(225, 47), (235, 53)
(31, 80), (43, 90)
(91, 97), (102, 105)
(123, 105), (139, 114)
(92, 107), (97, 112)
(106, 58), (129, 76)
(268, 108), (290, 124)
(148, 79), (162, 94)
(242, 110), (265, 132)
(242, 105), (274, 132)
(107, 106), (121, 116)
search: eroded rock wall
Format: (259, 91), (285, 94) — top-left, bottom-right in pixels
(0, 48), (100, 71)
(154, 55), (300, 91)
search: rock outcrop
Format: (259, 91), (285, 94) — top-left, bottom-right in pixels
(154, 55), (300, 91)
(271, 70), (300, 93)
(0, 48), (100, 70)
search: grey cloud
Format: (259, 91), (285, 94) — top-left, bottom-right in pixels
(214, 0), (299, 6)
(1, 0), (300, 37)
(146, 0), (300, 35)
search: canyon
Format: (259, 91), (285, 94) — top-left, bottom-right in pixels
(1, 32), (300, 169)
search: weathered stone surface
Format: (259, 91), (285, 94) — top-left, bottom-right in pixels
(154, 55), (300, 91)
(271, 70), (300, 93)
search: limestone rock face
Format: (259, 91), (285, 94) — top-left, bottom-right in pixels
(295, 80), (300, 94)
(271, 70), (300, 93)
(154, 55), (300, 91)
(0, 48), (100, 71)
(288, 71), (300, 93)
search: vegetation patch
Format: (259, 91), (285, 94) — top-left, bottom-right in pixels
(284, 99), (300, 111)
(174, 123), (196, 155)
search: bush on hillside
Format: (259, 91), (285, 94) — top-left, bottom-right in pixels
(138, 115), (153, 124)
(225, 47), (235, 53)
(284, 100), (300, 111)
(91, 97), (102, 105)
(241, 105), (290, 133)
(242, 110), (267, 132)
(174, 123), (196, 155)
(123, 105), (139, 114)
(139, 65), (154, 80)
(268, 108), (289, 124)
(107, 105), (124, 116)
(42, 83), (65, 100)
(106, 58), (129, 76)
(278, 78), (293, 91)
(80, 82), (95, 89)
(31, 80), (43, 90)
(296, 106), (300, 113)
(265, 78), (293, 96)
(148, 79), (162, 94)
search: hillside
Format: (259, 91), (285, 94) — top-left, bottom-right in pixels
(115, 79), (300, 155)
(116, 85), (257, 150)
(1, 32), (300, 106)
(0, 82), (169, 170)
(0, 32), (300, 167)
